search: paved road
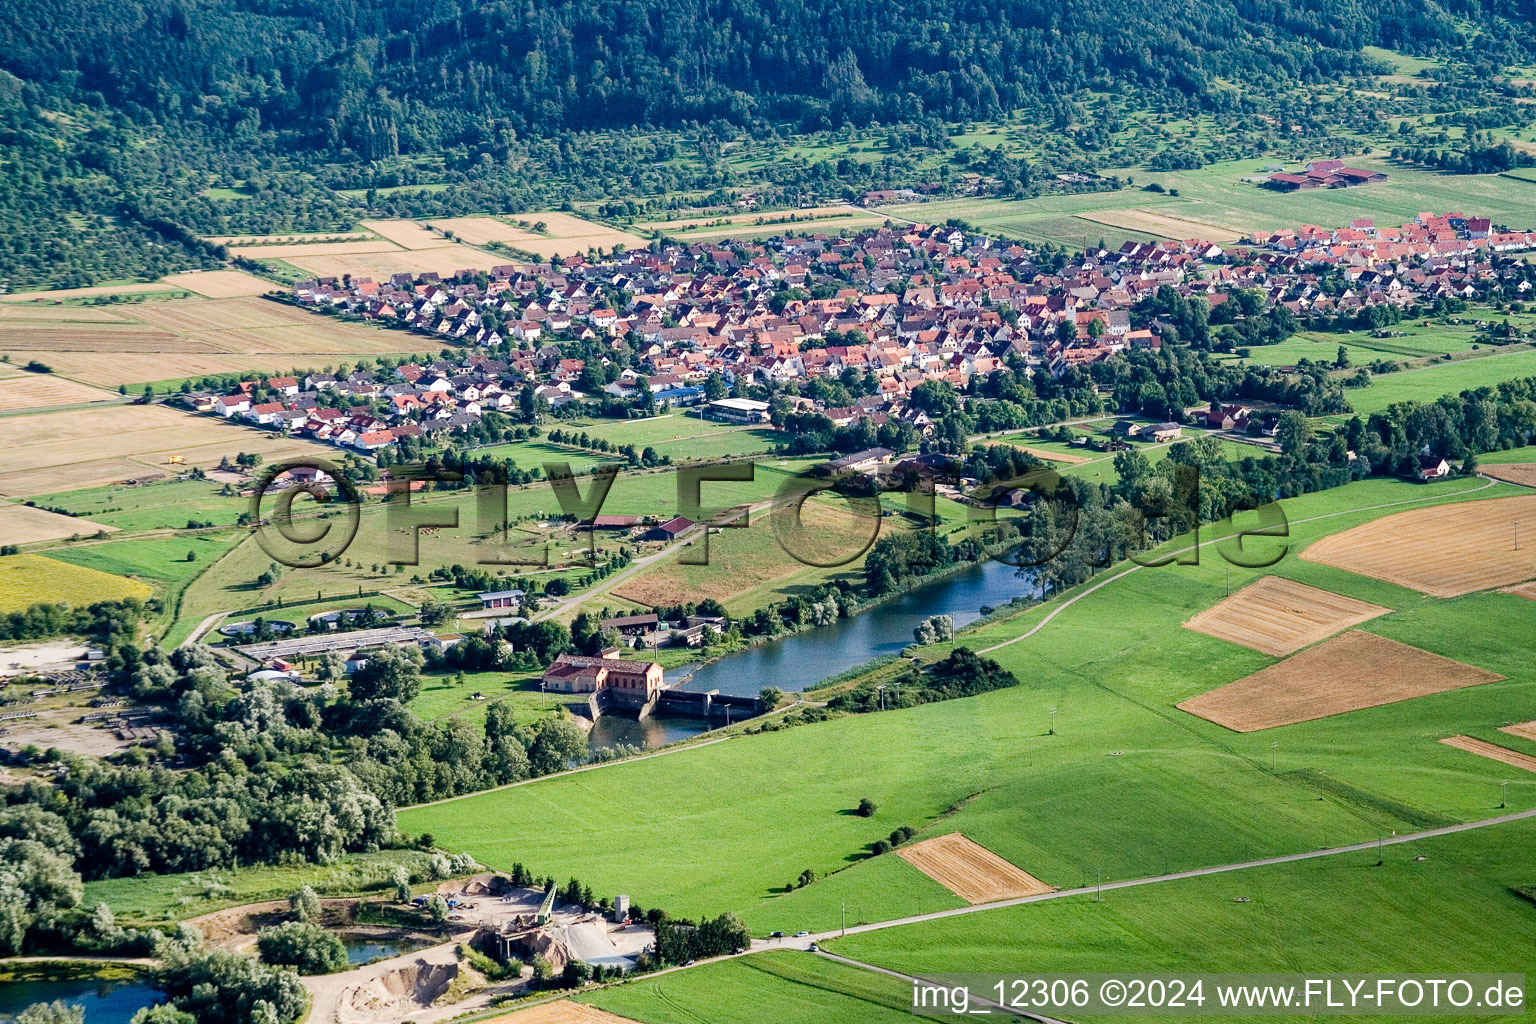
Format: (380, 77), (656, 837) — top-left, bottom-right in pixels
(814, 949), (1074, 1024)
(767, 806), (1536, 948)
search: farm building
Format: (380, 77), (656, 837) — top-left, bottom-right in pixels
(477, 589), (525, 610)
(600, 613), (660, 636)
(706, 397), (771, 423)
(823, 446), (895, 474)
(641, 516), (695, 541)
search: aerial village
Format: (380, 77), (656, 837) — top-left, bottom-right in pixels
(170, 210), (1536, 462)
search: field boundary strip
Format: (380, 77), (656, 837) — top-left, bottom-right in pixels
(1440, 735), (1536, 773)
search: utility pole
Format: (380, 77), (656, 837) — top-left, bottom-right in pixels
(1049, 708), (1057, 735)
(1501, 780), (1509, 808)
(1226, 567), (1231, 597)
(1096, 869), (1102, 902)
(1271, 741), (1277, 771)
(1376, 832), (1383, 867)
(841, 902), (846, 937)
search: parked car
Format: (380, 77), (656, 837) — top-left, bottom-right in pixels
(794, 930), (810, 937)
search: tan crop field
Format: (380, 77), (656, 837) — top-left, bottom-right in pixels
(1182, 575), (1392, 657)
(0, 375), (115, 413)
(479, 1002), (640, 1024)
(1299, 494), (1536, 597)
(1499, 720), (1536, 743)
(1480, 463), (1536, 488)
(0, 404), (336, 496)
(1073, 207), (1245, 242)
(896, 833), (1053, 904)
(0, 305), (141, 323)
(1439, 735), (1536, 773)
(1000, 443), (1091, 465)
(162, 270), (276, 298)
(1178, 630), (1505, 732)
(0, 297), (421, 386)
(430, 213), (646, 258)
(0, 502), (119, 544)
(1504, 581), (1536, 601)
(283, 243), (501, 281)
(358, 219), (452, 249)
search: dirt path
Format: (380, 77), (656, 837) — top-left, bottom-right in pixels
(182, 611), (230, 647)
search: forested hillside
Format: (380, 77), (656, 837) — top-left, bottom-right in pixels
(0, 0), (1531, 289)
(2, 0), (1518, 147)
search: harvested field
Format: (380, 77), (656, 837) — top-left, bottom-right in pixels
(284, 243), (500, 281)
(1504, 581), (1536, 601)
(1500, 720), (1536, 743)
(480, 1003), (641, 1024)
(0, 296), (421, 386)
(1073, 207), (1245, 242)
(163, 270), (275, 298)
(0, 283), (177, 303)
(1480, 464), (1536, 488)
(227, 239), (402, 258)
(1440, 735), (1536, 773)
(430, 213), (645, 258)
(0, 404), (336, 496)
(1182, 576), (1391, 657)
(0, 502), (118, 544)
(0, 305), (140, 323)
(1299, 494), (1536, 597)
(0, 375), (114, 412)
(358, 219), (450, 249)
(1178, 630), (1505, 732)
(896, 833), (1053, 905)
(1001, 443), (1091, 465)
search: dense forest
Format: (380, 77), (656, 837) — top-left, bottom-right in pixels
(0, 0), (1513, 141)
(0, 0), (1533, 288)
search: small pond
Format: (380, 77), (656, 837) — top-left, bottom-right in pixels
(0, 979), (159, 1024)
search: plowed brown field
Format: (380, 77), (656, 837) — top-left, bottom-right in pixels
(1182, 575), (1391, 656)
(896, 833), (1053, 904)
(1177, 630), (1504, 732)
(1440, 735), (1536, 773)
(1299, 495), (1536, 597)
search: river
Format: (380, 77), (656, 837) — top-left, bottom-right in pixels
(680, 554), (1038, 697)
(582, 554), (1036, 752)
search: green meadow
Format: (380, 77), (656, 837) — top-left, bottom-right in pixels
(1346, 349), (1536, 414)
(159, 457), (826, 640)
(82, 849), (445, 927)
(401, 476), (1536, 933)
(32, 478), (245, 531)
(583, 951), (914, 1024)
(829, 818), (1536, 1024)
(886, 155), (1536, 248)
